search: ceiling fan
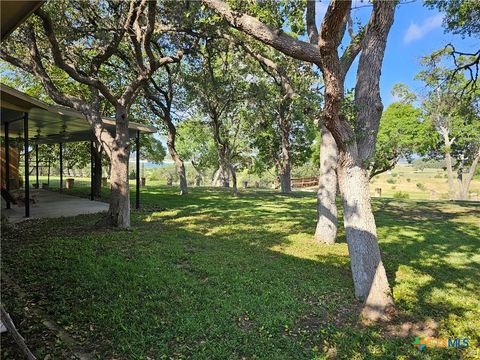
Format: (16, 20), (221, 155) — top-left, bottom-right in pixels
(32, 128), (42, 143)
(59, 121), (72, 140)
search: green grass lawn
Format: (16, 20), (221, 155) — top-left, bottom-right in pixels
(1, 185), (479, 359)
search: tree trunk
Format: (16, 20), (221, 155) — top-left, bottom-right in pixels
(337, 153), (394, 322)
(105, 107), (130, 228)
(229, 164), (238, 196)
(194, 174), (202, 187)
(441, 129), (456, 199)
(174, 158), (188, 195)
(215, 147), (230, 187)
(279, 167), (292, 194)
(165, 115), (188, 195)
(166, 126), (188, 196)
(279, 106), (292, 194)
(212, 167), (221, 186)
(456, 162), (466, 200)
(212, 163), (230, 187)
(106, 148), (130, 228)
(314, 124), (339, 244)
(460, 150), (480, 200)
(92, 141), (102, 198)
(445, 151), (456, 198)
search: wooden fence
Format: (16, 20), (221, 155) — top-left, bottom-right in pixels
(291, 176), (318, 188)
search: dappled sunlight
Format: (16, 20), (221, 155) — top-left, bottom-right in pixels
(393, 266), (434, 303)
(376, 198), (480, 356)
(269, 233), (349, 262)
(2, 186), (479, 358)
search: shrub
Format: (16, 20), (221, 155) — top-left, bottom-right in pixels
(129, 169), (136, 180)
(416, 182), (426, 191)
(392, 173), (398, 178)
(391, 186), (396, 190)
(406, 178), (411, 182)
(148, 172), (160, 181)
(393, 191), (410, 199)
(386, 178), (396, 184)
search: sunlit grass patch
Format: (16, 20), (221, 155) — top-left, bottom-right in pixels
(1, 185), (479, 359)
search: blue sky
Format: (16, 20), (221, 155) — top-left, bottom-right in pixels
(316, 0), (479, 106)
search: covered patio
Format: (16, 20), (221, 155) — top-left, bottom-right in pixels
(1, 84), (156, 220)
(3, 189), (109, 223)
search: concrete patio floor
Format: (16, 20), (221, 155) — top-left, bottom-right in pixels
(2, 189), (108, 223)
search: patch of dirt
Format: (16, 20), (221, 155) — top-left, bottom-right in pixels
(384, 318), (439, 338)
(237, 313), (255, 332)
(2, 215), (109, 244)
(290, 296), (361, 339)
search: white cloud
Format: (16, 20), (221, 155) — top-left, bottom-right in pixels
(404, 13), (443, 44)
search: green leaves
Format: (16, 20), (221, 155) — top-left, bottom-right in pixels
(424, 0), (480, 37)
(370, 92), (434, 178)
(417, 50), (480, 169)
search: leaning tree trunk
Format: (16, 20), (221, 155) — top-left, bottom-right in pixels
(92, 141), (102, 199)
(105, 107), (131, 228)
(337, 152), (394, 322)
(212, 167), (221, 186)
(460, 150), (480, 200)
(340, 0), (395, 322)
(314, 124), (339, 244)
(166, 128), (188, 196)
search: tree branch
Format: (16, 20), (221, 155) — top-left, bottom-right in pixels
(35, 8), (119, 106)
(319, 0), (351, 52)
(201, 0), (321, 65)
(26, 25), (85, 111)
(306, 1), (319, 45)
(90, 2), (135, 73)
(119, 50), (183, 106)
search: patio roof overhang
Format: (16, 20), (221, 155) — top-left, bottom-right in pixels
(1, 84), (157, 144)
(1, 1), (44, 40)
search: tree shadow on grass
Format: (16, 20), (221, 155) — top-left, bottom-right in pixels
(2, 188), (478, 359)
(2, 213), (364, 359)
(374, 199), (480, 354)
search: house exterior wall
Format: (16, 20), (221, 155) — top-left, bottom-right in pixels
(1, 145), (20, 189)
